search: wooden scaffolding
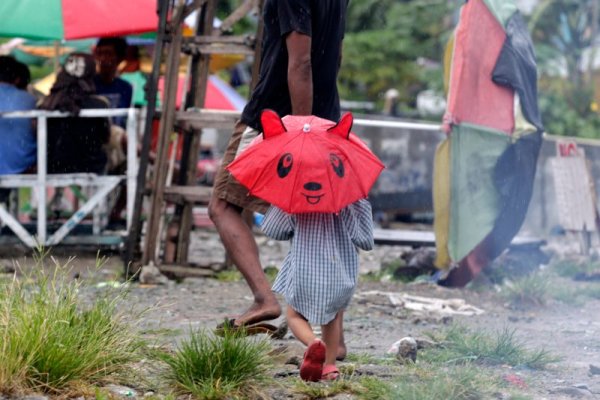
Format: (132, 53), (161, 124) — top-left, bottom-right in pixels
(123, 0), (264, 276)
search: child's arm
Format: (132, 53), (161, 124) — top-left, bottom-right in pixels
(340, 199), (374, 251)
(261, 206), (295, 241)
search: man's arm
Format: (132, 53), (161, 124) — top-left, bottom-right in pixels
(286, 31), (312, 115)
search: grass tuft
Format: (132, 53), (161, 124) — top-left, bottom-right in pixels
(156, 327), (273, 399)
(502, 273), (550, 307)
(423, 325), (558, 369)
(389, 363), (499, 400)
(0, 256), (143, 395)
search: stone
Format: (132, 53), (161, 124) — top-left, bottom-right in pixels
(589, 364), (600, 375)
(396, 337), (418, 363)
(139, 262), (169, 285)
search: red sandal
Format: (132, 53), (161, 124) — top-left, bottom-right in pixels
(321, 364), (340, 381)
(299, 339), (326, 382)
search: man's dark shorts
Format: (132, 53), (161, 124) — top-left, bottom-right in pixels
(212, 121), (269, 214)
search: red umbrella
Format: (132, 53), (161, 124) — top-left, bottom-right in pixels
(227, 110), (384, 214)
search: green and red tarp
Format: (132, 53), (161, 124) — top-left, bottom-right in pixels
(434, 0), (543, 287)
(0, 0), (158, 40)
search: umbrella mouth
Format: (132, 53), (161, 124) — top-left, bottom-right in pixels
(302, 193), (325, 205)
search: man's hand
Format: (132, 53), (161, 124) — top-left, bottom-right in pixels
(286, 31), (312, 115)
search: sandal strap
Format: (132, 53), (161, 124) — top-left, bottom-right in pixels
(322, 364), (339, 377)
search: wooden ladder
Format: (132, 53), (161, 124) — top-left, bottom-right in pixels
(123, 0), (264, 276)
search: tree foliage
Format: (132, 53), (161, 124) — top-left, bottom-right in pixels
(530, 0), (600, 136)
(339, 0), (458, 108)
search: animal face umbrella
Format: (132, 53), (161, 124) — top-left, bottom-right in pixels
(227, 110), (384, 214)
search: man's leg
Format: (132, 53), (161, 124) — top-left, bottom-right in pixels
(208, 194), (281, 326)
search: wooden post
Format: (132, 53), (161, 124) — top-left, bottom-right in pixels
(174, 0), (217, 264)
(142, 3), (186, 266)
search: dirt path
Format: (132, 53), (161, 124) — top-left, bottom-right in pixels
(2, 230), (599, 399)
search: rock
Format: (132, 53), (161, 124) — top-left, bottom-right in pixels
(388, 337), (417, 363)
(589, 364), (600, 375)
(1, 264), (15, 273)
(139, 262), (169, 285)
(18, 395), (49, 400)
(415, 337), (437, 349)
(103, 384), (137, 398)
(550, 386), (593, 398)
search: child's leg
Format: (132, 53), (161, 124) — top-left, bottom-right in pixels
(286, 306), (317, 346)
(321, 311), (343, 367)
(288, 306), (326, 382)
(337, 310), (346, 360)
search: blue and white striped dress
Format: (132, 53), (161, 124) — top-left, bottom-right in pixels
(261, 199), (374, 325)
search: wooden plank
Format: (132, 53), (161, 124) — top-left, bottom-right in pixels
(163, 185), (212, 203)
(373, 228), (435, 247)
(158, 264), (216, 278)
(176, 0), (218, 265)
(183, 35), (255, 45)
(142, 4), (186, 266)
(550, 156), (597, 232)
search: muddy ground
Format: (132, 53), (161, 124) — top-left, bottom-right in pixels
(2, 228), (600, 399)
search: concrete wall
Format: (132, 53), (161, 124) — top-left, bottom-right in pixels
(353, 116), (600, 237)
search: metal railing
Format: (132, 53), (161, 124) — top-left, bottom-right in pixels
(0, 108), (138, 247)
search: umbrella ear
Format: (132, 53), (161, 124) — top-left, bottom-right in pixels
(261, 109), (287, 139)
(327, 112), (353, 139)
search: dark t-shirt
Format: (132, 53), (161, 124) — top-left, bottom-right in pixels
(47, 96), (111, 174)
(240, 0), (348, 130)
(93, 76), (133, 127)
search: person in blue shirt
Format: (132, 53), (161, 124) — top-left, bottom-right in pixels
(93, 37), (133, 128)
(0, 56), (37, 176)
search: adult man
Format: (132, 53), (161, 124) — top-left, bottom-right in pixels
(93, 37), (133, 128)
(0, 56), (37, 176)
(208, 0), (348, 346)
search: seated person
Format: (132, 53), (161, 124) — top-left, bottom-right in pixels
(0, 56), (37, 176)
(93, 37), (133, 128)
(39, 53), (110, 174)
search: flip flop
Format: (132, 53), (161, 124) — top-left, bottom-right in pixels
(299, 339), (326, 382)
(321, 364), (340, 381)
(214, 318), (281, 337)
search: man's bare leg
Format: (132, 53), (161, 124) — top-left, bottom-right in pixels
(208, 195), (281, 326)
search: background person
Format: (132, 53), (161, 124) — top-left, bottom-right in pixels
(0, 55), (37, 176)
(39, 53), (110, 174)
(93, 37), (133, 128)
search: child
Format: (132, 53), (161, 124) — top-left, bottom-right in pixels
(261, 199), (374, 381)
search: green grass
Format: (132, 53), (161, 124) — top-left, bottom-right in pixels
(156, 328), (273, 399)
(214, 269), (243, 282)
(389, 363), (501, 400)
(291, 374), (393, 400)
(502, 273), (550, 307)
(0, 256), (143, 395)
(423, 325), (558, 369)
(549, 258), (600, 279)
(345, 352), (396, 366)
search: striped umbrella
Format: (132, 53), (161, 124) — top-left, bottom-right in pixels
(434, 0), (543, 287)
(0, 0), (157, 40)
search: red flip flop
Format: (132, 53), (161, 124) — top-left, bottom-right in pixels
(299, 339), (326, 382)
(321, 364), (340, 381)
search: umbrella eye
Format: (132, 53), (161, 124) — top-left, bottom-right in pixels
(329, 154), (345, 178)
(277, 153), (294, 178)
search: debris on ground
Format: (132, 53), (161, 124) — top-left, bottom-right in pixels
(355, 290), (485, 317)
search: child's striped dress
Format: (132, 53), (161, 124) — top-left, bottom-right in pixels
(261, 199), (374, 325)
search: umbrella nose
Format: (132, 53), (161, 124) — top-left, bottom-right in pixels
(304, 182), (321, 191)
(303, 123), (311, 132)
